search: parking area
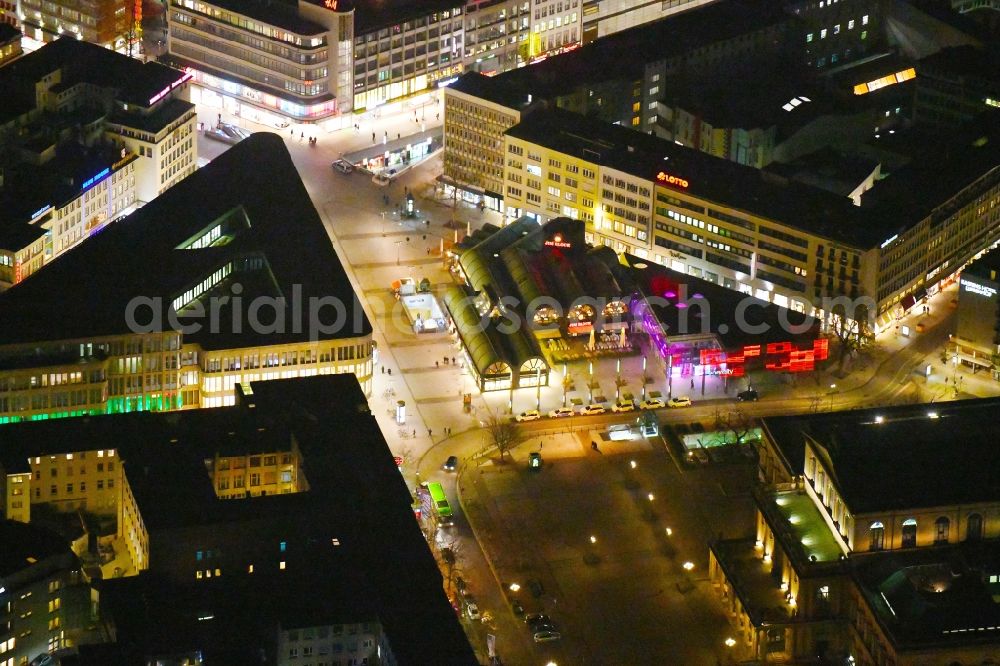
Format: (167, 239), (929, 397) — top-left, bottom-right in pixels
(461, 435), (757, 664)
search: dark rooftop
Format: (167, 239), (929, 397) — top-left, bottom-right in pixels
(187, 0), (326, 36)
(854, 541), (1000, 650)
(621, 254), (819, 350)
(917, 44), (1000, 85)
(447, 71), (536, 111)
(347, 0), (461, 34)
(0, 37), (189, 125)
(0, 520), (73, 579)
(0, 133), (371, 349)
(962, 246), (1000, 284)
(761, 398), (1000, 513)
(0, 22), (19, 44)
(0, 375), (478, 665)
(767, 147), (881, 199)
(492, 0), (790, 100)
(505, 107), (875, 247)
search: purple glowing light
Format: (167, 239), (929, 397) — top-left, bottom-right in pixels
(663, 290), (677, 298)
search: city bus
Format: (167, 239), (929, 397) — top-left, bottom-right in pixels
(426, 481), (454, 527)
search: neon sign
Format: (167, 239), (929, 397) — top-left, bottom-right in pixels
(81, 168), (110, 192)
(699, 338), (829, 375)
(30, 205), (52, 220)
(544, 233), (571, 249)
(656, 171), (689, 189)
(324, 0), (339, 8)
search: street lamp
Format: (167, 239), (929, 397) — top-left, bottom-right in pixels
(683, 561), (695, 571)
(647, 493), (655, 502)
(509, 583), (520, 593)
(630, 460), (637, 469)
(665, 527), (673, 536)
(589, 535), (597, 544)
(725, 637), (736, 648)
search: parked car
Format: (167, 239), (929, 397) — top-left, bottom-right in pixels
(455, 577), (468, 596)
(331, 159), (354, 174)
(515, 409), (541, 422)
(526, 579), (545, 598)
(737, 389), (759, 402)
(581, 404), (606, 415)
(548, 407), (574, 418)
(528, 451), (543, 470)
(466, 600), (481, 621)
(525, 613), (552, 630)
(372, 173), (392, 187)
(442, 455), (458, 471)
(612, 399), (635, 413)
(639, 398), (665, 410)
(511, 599), (525, 618)
(667, 396), (693, 408)
(533, 630), (562, 643)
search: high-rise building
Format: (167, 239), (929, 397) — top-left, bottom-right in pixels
(17, 0), (129, 51)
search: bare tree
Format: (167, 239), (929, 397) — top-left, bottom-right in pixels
(830, 302), (875, 371)
(713, 408), (756, 446)
(435, 536), (464, 596)
(483, 410), (523, 461)
(562, 372), (573, 407)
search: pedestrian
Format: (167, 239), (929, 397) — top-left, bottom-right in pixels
(436, 112), (440, 121)
(397, 132), (401, 140)
(290, 128), (294, 137)
(381, 366), (385, 374)
(388, 368), (392, 375)
(451, 357), (456, 365)
(539, 441), (543, 450)
(372, 132), (376, 142)
(412, 429), (416, 438)
(436, 360), (439, 367)
(428, 428), (433, 437)
(690, 378), (695, 389)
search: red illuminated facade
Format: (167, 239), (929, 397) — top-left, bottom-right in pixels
(699, 339), (829, 376)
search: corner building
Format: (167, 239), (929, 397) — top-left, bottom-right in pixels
(502, 107), (1000, 328)
(0, 133), (372, 424)
(168, 0), (465, 123)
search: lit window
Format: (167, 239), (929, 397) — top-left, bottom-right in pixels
(820, 29), (827, 39)
(279, 561), (287, 570)
(862, 14), (869, 25)
(280, 541), (287, 552)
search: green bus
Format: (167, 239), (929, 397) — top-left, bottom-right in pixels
(427, 481), (454, 526)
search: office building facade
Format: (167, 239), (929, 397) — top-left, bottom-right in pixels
(0, 134), (373, 424)
(168, 0), (465, 124)
(0, 38), (197, 289)
(501, 108), (1000, 327)
(17, 0), (129, 50)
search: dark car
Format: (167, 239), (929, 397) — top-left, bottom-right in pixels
(525, 613), (552, 630)
(527, 579), (545, 598)
(441, 547), (456, 566)
(443, 455), (458, 471)
(737, 389), (759, 402)
(511, 599), (525, 617)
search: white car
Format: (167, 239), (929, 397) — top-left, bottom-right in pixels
(548, 407), (574, 418)
(466, 601), (481, 621)
(668, 396), (693, 408)
(639, 399), (665, 410)
(515, 410), (541, 422)
(580, 404), (606, 415)
(611, 399), (635, 413)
